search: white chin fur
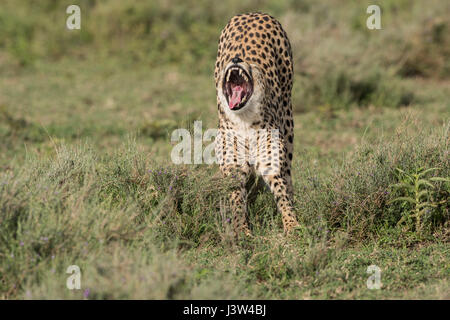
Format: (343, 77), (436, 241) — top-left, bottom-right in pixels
(218, 68), (263, 125)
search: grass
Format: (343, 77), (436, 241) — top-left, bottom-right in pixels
(0, 0), (449, 299)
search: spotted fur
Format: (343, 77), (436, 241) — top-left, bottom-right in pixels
(214, 12), (299, 236)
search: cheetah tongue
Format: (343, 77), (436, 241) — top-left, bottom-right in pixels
(229, 86), (244, 109)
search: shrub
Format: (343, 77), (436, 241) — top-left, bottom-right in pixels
(293, 120), (449, 242)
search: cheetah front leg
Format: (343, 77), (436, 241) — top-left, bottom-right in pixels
(256, 130), (299, 233)
(230, 185), (251, 237)
(220, 166), (252, 237)
(261, 174), (299, 233)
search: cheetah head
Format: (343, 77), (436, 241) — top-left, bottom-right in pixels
(219, 58), (264, 118)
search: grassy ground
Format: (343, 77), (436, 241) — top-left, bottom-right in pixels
(0, 0), (449, 299)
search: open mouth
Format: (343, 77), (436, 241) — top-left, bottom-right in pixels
(223, 65), (253, 111)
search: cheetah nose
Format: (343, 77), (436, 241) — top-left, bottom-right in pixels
(232, 57), (243, 64)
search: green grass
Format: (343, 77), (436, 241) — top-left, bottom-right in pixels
(0, 0), (449, 299)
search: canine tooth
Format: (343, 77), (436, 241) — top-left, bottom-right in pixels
(239, 69), (242, 76)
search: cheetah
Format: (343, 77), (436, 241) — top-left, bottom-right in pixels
(214, 12), (299, 236)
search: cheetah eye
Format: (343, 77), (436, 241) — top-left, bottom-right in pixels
(223, 66), (253, 111)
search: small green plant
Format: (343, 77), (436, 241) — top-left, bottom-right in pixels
(389, 167), (449, 232)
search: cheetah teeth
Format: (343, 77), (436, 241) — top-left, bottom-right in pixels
(226, 67), (249, 83)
